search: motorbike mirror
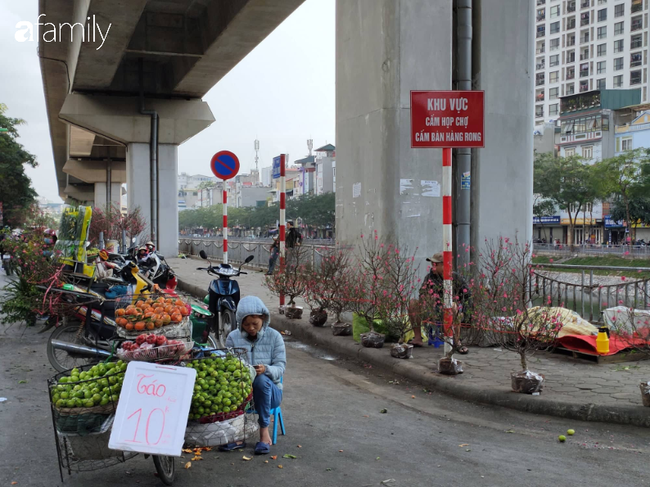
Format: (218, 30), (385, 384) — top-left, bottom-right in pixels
(244, 255), (254, 264)
(199, 250), (208, 260)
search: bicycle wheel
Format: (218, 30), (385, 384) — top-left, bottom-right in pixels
(218, 309), (236, 348)
(153, 455), (175, 485)
(46, 323), (98, 372)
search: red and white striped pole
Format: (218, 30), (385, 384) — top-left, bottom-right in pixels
(279, 154), (286, 308)
(442, 148), (454, 355)
(222, 183), (228, 264)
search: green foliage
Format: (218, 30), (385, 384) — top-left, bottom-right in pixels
(534, 153), (599, 246)
(0, 103), (38, 226)
(179, 193), (336, 231)
(593, 148), (650, 240)
(0, 277), (41, 325)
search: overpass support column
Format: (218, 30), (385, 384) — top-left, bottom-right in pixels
(126, 143), (178, 257)
(335, 0), (533, 261)
(60, 94), (215, 258)
(94, 182), (122, 209)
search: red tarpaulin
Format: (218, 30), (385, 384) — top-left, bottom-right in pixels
(557, 333), (649, 356)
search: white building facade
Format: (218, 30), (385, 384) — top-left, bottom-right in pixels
(535, 0), (649, 126)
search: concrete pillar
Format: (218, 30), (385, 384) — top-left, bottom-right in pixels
(158, 145), (179, 257)
(470, 0), (534, 248)
(336, 0), (533, 261)
(126, 143), (178, 257)
(335, 0), (452, 259)
(94, 182), (122, 209)
(126, 143), (152, 226)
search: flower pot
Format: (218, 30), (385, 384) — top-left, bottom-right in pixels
(640, 381), (650, 407)
(390, 343), (413, 359)
(285, 306), (303, 320)
(309, 309), (328, 327)
(332, 322), (352, 336)
(438, 357), (463, 375)
(511, 370), (544, 394)
(360, 331), (385, 348)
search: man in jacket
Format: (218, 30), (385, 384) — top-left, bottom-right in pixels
(285, 220), (302, 248)
(225, 296), (286, 455)
(408, 252), (472, 352)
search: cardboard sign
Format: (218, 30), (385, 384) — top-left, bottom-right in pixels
(109, 362), (196, 456)
(410, 90), (485, 148)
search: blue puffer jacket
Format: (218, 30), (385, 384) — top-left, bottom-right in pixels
(225, 296), (286, 390)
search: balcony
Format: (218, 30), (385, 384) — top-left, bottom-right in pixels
(537, 13), (546, 22)
(568, 2), (576, 13)
(567, 71), (576, 80)
(580, 53), (590, 61)
(562, 92), (601, 113)
(580, 35), (589, 43)
(567, 37), (576, 47)
(537, 0), (545, 4)
(632, 0), (642, 13)
(581, 0), (590, 7)
(536, 62), (546, 70)
(537, 30), (546, 38)
(567, 54), (576, 63)
(536, 92), (545, 101)
(536, 47), (546, 54)
(631, 39), (643, 49)
(580, 69), (589, 77)
(536, 77), (546, 87)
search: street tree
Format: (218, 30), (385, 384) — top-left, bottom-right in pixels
(593, 148), (650, 242)
(0, 103), (37, 226)
(534, 152), (599, 248)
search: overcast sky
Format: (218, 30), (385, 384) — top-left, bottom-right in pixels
(0, 0), (335, 202)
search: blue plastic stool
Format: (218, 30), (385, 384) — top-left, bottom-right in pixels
(248, 377), (286, 445)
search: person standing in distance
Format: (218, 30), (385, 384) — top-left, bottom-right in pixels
(285, 220), (302, 249)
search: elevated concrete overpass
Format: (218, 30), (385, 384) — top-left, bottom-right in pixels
(39, 0), (305, 255)
(40, 0), (534, 262)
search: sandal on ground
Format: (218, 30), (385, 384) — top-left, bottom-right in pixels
(218, 442), (246, 452)
(457, 346), (469, 354)
(407, 340), (424, 348)
(254, 442), (270, 455)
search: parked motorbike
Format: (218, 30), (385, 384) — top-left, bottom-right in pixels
(196, 250), (254, 347)
(45, 262), (159, 372)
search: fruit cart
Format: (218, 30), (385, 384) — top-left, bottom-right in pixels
(48, 347), (256, 485)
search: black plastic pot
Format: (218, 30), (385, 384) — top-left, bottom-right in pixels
(309, 309), (328, 327)
(360, 331), (385, 348)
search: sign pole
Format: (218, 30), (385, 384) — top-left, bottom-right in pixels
(223, 183), (228, 264)
(410, 90), (484, 357)
(209, 150), (240, 265)
(442, 148), (454, 355)
(279, 154), (286, 309)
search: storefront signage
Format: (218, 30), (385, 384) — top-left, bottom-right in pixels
(533, 216), (560, 224)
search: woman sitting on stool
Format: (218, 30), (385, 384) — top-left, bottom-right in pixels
(222, 296), (286, 455)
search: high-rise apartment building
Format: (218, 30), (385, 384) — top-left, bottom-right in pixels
(534, 0), (648, 126)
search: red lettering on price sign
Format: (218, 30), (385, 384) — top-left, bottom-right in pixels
(109, 362), (196, 456)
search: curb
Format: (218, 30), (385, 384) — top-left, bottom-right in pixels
(177, 278), (650, 428)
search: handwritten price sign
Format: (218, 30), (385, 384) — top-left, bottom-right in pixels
(109, 362), (196, 456)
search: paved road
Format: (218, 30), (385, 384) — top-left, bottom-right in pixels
(1, 274), (649, 486)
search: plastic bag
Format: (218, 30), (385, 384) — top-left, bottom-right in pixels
(185, 414), (259, 447)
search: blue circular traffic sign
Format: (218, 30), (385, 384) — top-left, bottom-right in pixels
(210, 150), (240, 180)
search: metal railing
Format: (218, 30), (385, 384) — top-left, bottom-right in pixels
(530, 263), (650, 323)
(533, 243), (650, 255)
(178, 239), (335, 270)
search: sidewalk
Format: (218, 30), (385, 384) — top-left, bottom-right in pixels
(167, 257), (650, 427)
